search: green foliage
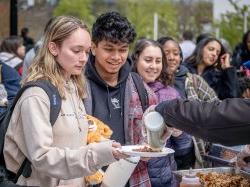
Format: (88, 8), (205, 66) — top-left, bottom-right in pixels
(176, 0), (212, 37)
(53, 0), (95, 28)
(217, 0), (250, 49)
(54, 0), (178, 41)
(192, 1), (212, 34)
(91, 0), (118, 17)
(117, 0), (178, 40)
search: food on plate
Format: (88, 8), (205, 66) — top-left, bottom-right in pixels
(197, 172), (250, 187)
(132, 145), (162, 152)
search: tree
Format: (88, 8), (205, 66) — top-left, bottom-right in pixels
(91, 0), (117, 17)
(217, 0), (250, 49)
(176, 0), (212, 38)
(53, 0), (94, 28)
(53, 0), (179, 41)
(117, 0), (178, 40)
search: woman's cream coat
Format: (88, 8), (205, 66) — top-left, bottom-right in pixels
(4, 81), (116, 187)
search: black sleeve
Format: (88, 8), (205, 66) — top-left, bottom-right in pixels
(155, 98), (250, 146)
(219, 67), (238, 99)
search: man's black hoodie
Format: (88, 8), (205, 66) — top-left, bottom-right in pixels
(85, 54), (132, 144)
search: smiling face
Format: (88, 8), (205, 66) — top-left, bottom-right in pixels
(52, 28), (91, 79)
(202, 40), (221, 67)
(91, 40), (129, 77)
(136, 45), (163, 83)
(162, 40), (182, 74)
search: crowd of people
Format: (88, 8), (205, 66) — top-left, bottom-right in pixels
(0, 11), (250, 187)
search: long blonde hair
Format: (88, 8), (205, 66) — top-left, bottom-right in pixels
(23, 16), (89, 99)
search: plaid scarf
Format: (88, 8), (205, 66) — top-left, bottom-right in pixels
(185, 73), (218, 102)
(185, 73), (218, 168)
(127, 76), (157, 187)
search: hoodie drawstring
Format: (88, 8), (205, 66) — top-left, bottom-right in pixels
(106, 84), (123, 119)
(119, 84), (123, 117)
(106, 85), (112, 119)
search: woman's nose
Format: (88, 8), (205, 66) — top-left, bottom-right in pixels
(167, 53), (174, 60)
(79, 52), (88, 62)
(149, 62), (157, 69)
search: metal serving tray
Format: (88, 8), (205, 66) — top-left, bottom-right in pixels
(173, 167), (250, 183)
(205, 144), (244, 166)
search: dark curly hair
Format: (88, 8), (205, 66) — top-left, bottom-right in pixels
(92, 11), (136, 44)
(131, 39), (173, 86)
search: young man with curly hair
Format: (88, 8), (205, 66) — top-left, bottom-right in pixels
(84, 11), (157, 187)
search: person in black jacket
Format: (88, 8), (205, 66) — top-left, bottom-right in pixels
(232, 30), (250, 69)
(21, 27), (35, 53)
(184, 37), (238, 99)
(148, 98), (250, 146)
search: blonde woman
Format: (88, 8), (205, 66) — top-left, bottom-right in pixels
(4, 16), (124, 187)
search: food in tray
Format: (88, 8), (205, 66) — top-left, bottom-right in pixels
(197, 172), (250, 187)
(221, 149), (237, 160)
(132, 145), (162, 152)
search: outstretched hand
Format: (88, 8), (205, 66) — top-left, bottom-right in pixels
(111, 141), (128, 160)
(143, 105), (157, 119)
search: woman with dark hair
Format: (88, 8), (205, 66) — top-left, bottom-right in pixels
(132, 38), (175, 89)
(184, 37), (238, 99)
(0, 36), (25, 75)
(132, 38), (192, 186)
(158, 36), (219, 169)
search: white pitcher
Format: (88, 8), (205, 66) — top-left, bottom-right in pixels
(144, 111), (166, 150)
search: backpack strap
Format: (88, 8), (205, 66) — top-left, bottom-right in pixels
(28, 80), (62, 125)
(131, 72), (149, 112)
(10, 80), (61, 125)
(5, 80), (61, 182)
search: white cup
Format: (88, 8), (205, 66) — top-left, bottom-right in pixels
(144, 111), (165, 149)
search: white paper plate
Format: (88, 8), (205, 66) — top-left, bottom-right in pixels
(120, 145), (175, 157)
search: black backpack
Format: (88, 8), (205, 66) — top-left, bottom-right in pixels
(0, 80), (61, 185)
(131, 72), (149, 112)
